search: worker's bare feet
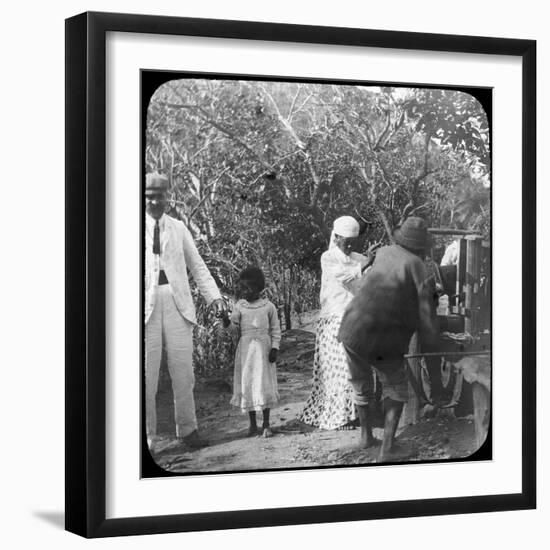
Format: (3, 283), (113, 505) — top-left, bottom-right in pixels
(378, 441), (411, 462)
(358, 430), (382, 449)
(337, 419), (359, 431)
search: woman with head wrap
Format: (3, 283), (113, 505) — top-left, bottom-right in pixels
(299, 216), (376, 434)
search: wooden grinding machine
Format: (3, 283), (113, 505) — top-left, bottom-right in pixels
(403, 228), (491, 450)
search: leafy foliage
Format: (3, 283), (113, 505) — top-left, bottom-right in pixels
(146, 80), (490, 375)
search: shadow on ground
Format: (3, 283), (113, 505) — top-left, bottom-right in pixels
(33, 511), (65, 530)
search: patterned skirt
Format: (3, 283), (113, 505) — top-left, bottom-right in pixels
(299, 315), (356, 430)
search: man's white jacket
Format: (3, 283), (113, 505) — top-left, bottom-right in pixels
(145, 214), (221, 324)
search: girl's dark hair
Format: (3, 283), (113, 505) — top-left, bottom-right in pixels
(238, 265), (265, 291)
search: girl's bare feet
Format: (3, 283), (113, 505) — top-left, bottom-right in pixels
(262, 427), (273, 438)
(247, 425), (258, 437)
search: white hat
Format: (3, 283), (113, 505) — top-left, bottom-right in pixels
(333, 216), (360, 238)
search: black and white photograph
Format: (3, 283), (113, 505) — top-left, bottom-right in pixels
(65, 7), (535, 539)
(2, 0), (545, 544)
(142, 75), (492, 476)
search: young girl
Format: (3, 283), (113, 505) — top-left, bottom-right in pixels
(222, 266), (281, 438)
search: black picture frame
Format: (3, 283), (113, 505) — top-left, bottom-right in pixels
(65, 11), (536, 538)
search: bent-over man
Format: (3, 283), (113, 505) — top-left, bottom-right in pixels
(338, 217), (439, 461)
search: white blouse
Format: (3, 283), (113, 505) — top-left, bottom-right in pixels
(319, 246), (367, 318)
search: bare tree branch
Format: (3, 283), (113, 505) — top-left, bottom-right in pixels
(260, 85), (323, 208)
(261, 85), (306, 149)
(188, 167), (231, 221)
(292, 93), (313, 119)
(378, 211), (395, 243)
(249, 149), (304, 187)
(374, 109), (392, 150)
(287, 85), (302, 121)
(160, 85), (274, 171)
(337, 109), (395, 192)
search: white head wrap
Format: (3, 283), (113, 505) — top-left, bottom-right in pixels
(329, 216), (360, 249)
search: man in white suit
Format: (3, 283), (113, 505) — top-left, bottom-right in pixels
(145, 172), (226, 449)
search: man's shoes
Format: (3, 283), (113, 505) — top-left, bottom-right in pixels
(147, 434), (162, 451)
(181, 430), (209, 449)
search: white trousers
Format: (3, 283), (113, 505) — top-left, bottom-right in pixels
(145, 285), (197, 438)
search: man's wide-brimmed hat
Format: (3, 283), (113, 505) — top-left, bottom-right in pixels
(394, 216), (431, 251)
(145, 172), (169, 195)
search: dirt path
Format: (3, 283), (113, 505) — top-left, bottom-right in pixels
(150, 329), (481, 474)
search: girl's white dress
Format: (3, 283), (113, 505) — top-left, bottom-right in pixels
(228, 298), (282, 412)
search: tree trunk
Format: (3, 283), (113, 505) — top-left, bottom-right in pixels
(284, 267), (294, 330)
(284, 303), (292, 331)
